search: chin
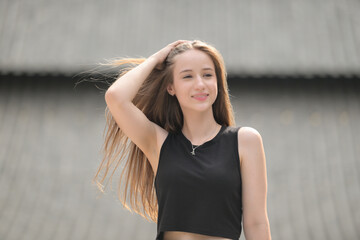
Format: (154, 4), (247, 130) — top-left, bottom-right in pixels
(180, 100), (216, 113)
(191, 105), (213, 113)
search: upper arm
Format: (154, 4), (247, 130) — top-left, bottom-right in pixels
(104, 90), (167, 165)
(238, 127), (269, 227)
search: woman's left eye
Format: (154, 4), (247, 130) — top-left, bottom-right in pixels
(204, 74), (212, 77)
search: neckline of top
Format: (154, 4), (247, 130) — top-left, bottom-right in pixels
(179, 125), (226, 148)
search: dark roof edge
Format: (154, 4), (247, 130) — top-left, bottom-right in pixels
(1, 69), (360, 80)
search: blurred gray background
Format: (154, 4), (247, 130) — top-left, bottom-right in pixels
(0, 0), (359, 240)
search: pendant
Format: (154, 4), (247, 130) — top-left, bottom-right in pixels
(191, 144), (199, 156)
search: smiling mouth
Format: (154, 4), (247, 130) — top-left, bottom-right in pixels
(192, 94), (209, 100)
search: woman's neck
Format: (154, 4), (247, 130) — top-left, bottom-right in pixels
(181, 109), (221, 145)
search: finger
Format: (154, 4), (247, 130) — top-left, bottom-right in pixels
(170, 40), (188, 47)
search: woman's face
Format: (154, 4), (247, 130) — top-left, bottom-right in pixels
(167, 49), (218, 114)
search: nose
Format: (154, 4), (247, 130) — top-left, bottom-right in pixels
(194, 74), (205, 89)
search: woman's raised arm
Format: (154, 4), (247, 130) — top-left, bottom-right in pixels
(105, 40), (186, 165)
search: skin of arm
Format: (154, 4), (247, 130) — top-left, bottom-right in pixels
(104, 56), (160, 158)
(238, 127), (271, 240)
(105, 57), (158, 105)
(106, 40), (187, 104)
(104, 40), (187, 164)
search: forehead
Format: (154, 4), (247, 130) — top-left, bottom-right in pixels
(173, 49), (214, 73)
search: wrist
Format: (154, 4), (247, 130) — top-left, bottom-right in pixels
(146, 55), (160, 66)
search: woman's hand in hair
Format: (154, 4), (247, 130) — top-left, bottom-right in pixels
(149, 40), (188, 69)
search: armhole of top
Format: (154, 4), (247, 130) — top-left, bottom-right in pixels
(235, 126), (242, 177)
(154, 132), (171, 183)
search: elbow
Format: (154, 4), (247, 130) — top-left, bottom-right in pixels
(243, 221), (271, 240)
(105, 88), (125, 106)
(104, 88), (114, 104)
(243, 214), (270, 229)
(244, 220), (270, 230)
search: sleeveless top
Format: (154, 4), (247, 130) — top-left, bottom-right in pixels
(154, 125), (243, 240)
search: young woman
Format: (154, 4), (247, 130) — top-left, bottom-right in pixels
(94, 40), (271, 240)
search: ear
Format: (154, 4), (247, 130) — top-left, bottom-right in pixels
(167, 84), (175, 96)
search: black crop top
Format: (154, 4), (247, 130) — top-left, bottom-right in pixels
(154, 125), (243, 240)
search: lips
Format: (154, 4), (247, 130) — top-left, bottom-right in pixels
(192, 93), (209, 101)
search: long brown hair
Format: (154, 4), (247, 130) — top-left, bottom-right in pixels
(93, 40), (235, 222)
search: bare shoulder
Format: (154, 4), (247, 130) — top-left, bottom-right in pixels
(238, 126), (262, 142)
(237, 126), (264, 166)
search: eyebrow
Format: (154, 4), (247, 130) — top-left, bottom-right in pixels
(179, 68), (214, 73)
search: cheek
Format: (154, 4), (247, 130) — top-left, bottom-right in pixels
(170, 84), (186, 101)
(211, 81), (219, 101)
(210, 80), (218, 93)
(174, 80), (191, 93)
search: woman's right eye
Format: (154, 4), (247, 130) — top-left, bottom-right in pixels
(183, 75), (192, 79)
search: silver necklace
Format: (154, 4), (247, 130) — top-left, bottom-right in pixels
(191, 144), (201, 156)
(188, 125), (221, 156)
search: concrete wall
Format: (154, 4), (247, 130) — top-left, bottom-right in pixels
(0, 76), (359, 239)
